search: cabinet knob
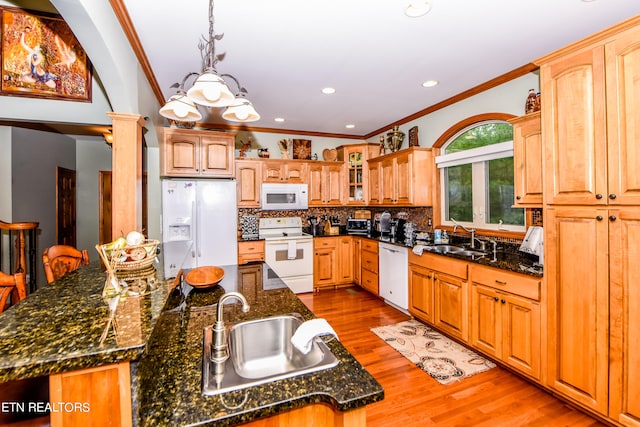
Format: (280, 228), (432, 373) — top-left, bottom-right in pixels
(516, 195), (521, 200)
(595, 194), (603, 199)
(501, 299), (506, 304)
(493, 297), (499, 302)
(609, 215), (617, 222)
(609, 193), (617, 200)
(596, 215), (603, 221)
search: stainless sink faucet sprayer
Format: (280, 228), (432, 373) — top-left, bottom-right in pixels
(212, 292), (250, 364)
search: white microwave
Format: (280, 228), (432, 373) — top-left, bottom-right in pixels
(261, 183), (308, 210)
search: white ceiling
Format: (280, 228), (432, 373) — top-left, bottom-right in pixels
(122, 0), (640, 137)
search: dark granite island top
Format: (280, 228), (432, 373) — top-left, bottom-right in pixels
(0, 258), (383, 426)
(136, 263), (383, 426)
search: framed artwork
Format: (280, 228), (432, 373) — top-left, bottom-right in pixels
(408, 126), (419, 147)
(292, 139), (312, 160)
(0, 6), (92, 102)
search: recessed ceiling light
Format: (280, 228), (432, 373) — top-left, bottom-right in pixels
(345, 124), (355, 129)
(274, 117), (285, 122)
(422, 80), (439, 88)
(405, 1), (432, 17)
(321, 87), (336, 94)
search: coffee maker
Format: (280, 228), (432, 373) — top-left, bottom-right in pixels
(374, 212), (392, 235)
(390, 218), (406, 241)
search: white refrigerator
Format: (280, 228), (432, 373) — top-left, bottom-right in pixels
(161, 179), (238, 278)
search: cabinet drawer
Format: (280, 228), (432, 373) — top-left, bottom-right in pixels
(314, 237), (337, 249)
(361, 268), (378, 295)
(361, 250), (378, 273)
(409, 252), (467, 279)
(238, 240), (265, 254)
(361, 239), (378, 253)
(470, 264), (541, 301)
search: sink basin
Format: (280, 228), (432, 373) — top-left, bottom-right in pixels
(202, 314), (338, 396)
(431, 244), (465, 254)
(454, 250), (486, 259)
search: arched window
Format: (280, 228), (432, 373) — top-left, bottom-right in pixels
(436, 120), (524, 231)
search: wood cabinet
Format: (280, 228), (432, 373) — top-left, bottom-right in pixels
(360, 239), (378, 295)
(337, 143), (379, 205)
(470, 264), (541, 380)
(161, 128), (235, 178)
(262, 160), (307, 183)
(237, 240), (265, 264)
(236, 159), (262, 208)
(508, 112), (543, 207)
(308, 162), (344, 206)
(313, 237), (353, 291)
(408, 252), (468, 342)
(536, 18), (640, 421)
(367, 147), (432, 206)
(353, 237), (362, 286)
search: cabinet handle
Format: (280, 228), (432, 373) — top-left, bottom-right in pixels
(595, 194), (603, 199)
(501, 299), (506, 304)
(609, 215), (617, 222)
(596, 215), (604, 221)
(493, 297), (499, 302)
(609, 193), (617, 200)
(515, 195), (521, 200)
(495, 279), (507, 285)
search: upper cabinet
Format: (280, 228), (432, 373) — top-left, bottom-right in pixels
(308, 161), (344, 206)
(261, 160), (307, 183)
(508, 112), (543, 207)
(337, 143), (380, 205)
(161, 128), (235, 178)
(367, 147), (433, 206)
(236, 159), (262, 208)
(537, 23), (640, 206)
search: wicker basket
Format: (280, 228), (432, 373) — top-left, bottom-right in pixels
(97, 239), (159, 272)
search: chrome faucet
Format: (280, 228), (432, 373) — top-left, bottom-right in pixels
(450, 218), (480, 249)
(211, 292), (250, 363)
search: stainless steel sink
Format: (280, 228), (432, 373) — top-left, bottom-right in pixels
(454, 250), (486, 259)
(203, 314), (338, 396)
(431, 244), (465, 254)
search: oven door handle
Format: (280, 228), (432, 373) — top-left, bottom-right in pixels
(265, 238), (313, 245)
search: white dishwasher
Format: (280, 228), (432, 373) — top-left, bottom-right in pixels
(378, 242), (409, 312)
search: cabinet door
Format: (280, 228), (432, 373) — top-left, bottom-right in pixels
(314, 238), (336, 289)
(284, 162), (307, 183)
(541, 47), (607, 205)
(380, 157), (396, 204)
(353, 238), (362, 286)
(336, 237), (353, 284)
(502, 293), (540, 380)
(545, 207), (609, 413)
(163, 133), (199, 176)
(236, 160), (262, 208)
(200, 136), (234, 177)
(605, 27), (640, 206)
(512, 113), (543, 206)
(609, 207), (640, 424)
(408, 264), (434, 324)
(262, 161), (285, 182)
(324, 163), (344, 205)
(395, 152), (413, 205)
(368, 162), (381, 205)
(434, 272), (468, 342)
(307, 163), (324, 205)
(470, 285), (501, 359)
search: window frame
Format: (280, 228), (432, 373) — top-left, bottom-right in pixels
(436, 119), (525, 233)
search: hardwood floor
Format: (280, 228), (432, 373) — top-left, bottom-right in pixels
(299, 287), (607, 427)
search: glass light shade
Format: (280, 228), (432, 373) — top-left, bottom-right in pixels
(186, 72), (235, 107)
(221, 97), (260, 122)
(159, 94), (202, 121)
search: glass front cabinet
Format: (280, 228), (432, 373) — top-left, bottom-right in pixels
(338, 143), (380, 205)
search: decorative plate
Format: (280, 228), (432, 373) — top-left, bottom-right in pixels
(185, 266), (225, 289)
(323, 148), (338, 161)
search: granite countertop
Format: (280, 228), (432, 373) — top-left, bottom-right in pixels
(309, 230), (543, 278)
(0, 262), (174, 383)
(136, 263), (382, 426)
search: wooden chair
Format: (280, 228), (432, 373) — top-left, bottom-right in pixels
(0, 271), (27, 314)
(42, 245), (90, 284)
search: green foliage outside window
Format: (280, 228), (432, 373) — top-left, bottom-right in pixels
(445, 123), (513, 154)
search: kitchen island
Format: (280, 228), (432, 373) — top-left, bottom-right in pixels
(0, 258), (383, 426)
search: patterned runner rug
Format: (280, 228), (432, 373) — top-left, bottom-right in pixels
(371, 319), (496, 385)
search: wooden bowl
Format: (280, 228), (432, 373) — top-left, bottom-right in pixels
(322, 148), (338, 161)
(185, 266), (225, 289)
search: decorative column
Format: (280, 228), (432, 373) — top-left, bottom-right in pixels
(107, 113), (146, 239)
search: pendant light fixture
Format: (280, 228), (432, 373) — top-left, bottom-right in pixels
(159, 0), (260, 125)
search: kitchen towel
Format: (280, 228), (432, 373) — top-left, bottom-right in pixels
(287, 240), (297, 259)
(291, 318), (339, 354)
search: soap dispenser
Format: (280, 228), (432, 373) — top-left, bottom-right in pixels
(442, 231), (449, 244)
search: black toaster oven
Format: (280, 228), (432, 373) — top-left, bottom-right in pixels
(346, 218), (371, 235)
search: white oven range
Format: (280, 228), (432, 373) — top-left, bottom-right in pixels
(258, 217), (313, 293)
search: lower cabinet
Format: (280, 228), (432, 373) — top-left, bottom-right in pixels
(238, 240), (265, 264)
(313, 237), (354, 291)
(360, 239), (378, 295)
(469, 264), (542, 381)
(353, 237), (362, 286)
(408, 252), (469, 342)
